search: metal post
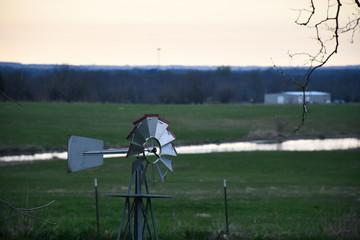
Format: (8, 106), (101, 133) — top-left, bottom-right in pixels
(95, 178), (100, 237)
(224, 179), (229, 234)
(157, 48), (161, 68)
(134, 168), (143, 240)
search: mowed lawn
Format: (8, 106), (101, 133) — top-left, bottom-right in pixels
(1, 151), (359, 239)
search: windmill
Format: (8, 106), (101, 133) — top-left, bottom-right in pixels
(67, 114), (177, 240)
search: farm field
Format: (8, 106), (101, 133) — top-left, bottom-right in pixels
(0, 151), (359, 239)
(0, 102), (359, 151)
(0, 102), (360, 239)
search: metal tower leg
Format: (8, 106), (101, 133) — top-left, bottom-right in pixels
(107, 163), (171, 240)
(134, 168), (143, 240)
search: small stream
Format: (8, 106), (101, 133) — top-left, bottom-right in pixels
(1, 138), (359, 163)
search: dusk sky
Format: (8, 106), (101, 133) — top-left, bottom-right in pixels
(1, 0), (359, 66)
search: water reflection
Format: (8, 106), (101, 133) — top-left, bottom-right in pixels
(1, 138), (359, 162)
(177, 138), (360, 154)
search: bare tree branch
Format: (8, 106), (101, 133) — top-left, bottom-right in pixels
(0, 89), (23, 107)
(0, 199), (56, 225)
(288, 0), (359, 134)
(355, 0), (360, 8)
(294, 0), (316, 26)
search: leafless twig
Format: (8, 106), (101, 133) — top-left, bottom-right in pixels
(0, 89), (23, 107)
(0, 199), (56, 225)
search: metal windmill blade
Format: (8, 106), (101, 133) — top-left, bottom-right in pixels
(158, 129), (176, 146)
(161, 142), (177, 156)
(159, 157), (173, 172)
(154, 118), (169, 139)
(126, 114), (177, 183)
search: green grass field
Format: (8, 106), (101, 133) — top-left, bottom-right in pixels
(1, 102), (359, 151)
(0, 152), (359, 239)
(0, 102), (360, 239)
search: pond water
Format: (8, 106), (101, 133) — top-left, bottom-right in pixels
(1, 138), (359, 163)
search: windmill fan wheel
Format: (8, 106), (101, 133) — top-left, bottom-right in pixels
(126, 114), (177, 183)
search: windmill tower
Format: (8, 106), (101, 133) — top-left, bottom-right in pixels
(67, 114), (177, 240)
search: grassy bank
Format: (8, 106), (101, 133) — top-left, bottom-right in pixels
(1, 151), (359, 239)
(0, 102), (359, 151)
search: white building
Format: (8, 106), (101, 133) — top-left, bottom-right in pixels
(264, 91), (331, 104)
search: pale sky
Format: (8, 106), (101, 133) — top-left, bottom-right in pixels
(0, 0), (359, 66)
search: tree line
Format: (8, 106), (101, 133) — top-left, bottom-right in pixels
(0, 63), (359, 104)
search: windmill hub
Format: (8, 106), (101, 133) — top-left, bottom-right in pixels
(149, 147), (157, 153)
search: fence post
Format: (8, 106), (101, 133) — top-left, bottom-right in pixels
(95, 178), (100, 237)
(224, 179), (229, 234)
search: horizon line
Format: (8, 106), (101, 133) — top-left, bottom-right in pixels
(1, 61), (360, 69)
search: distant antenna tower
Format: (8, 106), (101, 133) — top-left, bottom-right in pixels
(67, 114), (177, 240)
(157, 48), (161, 68)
